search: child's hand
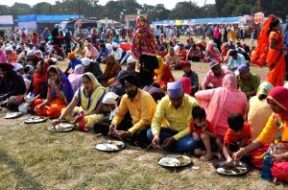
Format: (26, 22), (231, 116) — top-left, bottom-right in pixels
(193, 133), (200, 142)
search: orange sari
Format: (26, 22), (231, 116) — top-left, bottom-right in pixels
(266, 31), (286, 86)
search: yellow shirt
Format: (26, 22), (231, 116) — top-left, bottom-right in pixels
(112, 89), (156, 134)
(151, 95), (198, 140)
(257, 113), (288, 145)
(248, 96), (272, 139)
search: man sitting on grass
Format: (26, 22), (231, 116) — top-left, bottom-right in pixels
(148, 81), (198, 152)
(109, 73), (156, 148)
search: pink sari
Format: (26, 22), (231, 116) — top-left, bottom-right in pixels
(195, 74), (248, 138)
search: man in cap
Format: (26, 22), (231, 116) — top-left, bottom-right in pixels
(237, 65), (260, 99)
(81, 58), (104, 84)
(202, 60), (232, 90)
(110, 42), (122, 62)
(148, 81), (198, 152)
(109, 73), (157, 148)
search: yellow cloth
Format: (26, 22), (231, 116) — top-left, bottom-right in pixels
(257, 113), (288, 145)
(112, 89), (157, 134)
(248, 96), (273, 139)
(64, 72), (107, 129)
(76, 73), (106, 115)
(151, 95), (198, 140)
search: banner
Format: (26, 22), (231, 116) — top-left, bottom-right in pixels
(0, 15), (13, 25)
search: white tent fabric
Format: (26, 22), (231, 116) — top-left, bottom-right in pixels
(0, 15), (13, 25)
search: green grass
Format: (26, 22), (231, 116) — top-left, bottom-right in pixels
(0, 60), (286, 190)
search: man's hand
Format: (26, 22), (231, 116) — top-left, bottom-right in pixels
(118, 131), (132, 141)
(152, 135), (161, 149)
(108, 124), (119, 137)
(163, 137), (176, 148)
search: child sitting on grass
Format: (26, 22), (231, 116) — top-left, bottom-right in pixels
(223, 113), (252, 164)
(190, 106), (220, 161)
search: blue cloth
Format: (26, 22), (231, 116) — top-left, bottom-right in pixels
(227, 53), (246, 71)
(68, 58), (81, 70)
(147, 128), (196, 153)
(284, 30), (288, 48)
(50, 72), (74, 102)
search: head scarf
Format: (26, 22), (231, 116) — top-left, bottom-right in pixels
(102, 92), (119, 105)
(119, 72), (140, 87)
(79, 72), (106, 114)
(68, 52), (76, 60)
(33, 60), (48, 96)
(103, 55), (121, 81)
(257, 81), (273, 96)
(179, 77), (192, 95)
(68, 64), (84, 92)
(0, 50), (7, 63)
(167, 81), (183, 98)
(267, 86), (288, 111)
(47, 65), (73, 102)
(222, 74), (237, 89)
(131, 15), (156, 60)
(251, 15), (279, 67)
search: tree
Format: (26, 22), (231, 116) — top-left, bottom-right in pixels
(169, 1), (201, 20)
(10, 3), (32, 17)
(32, 2), (52, 14)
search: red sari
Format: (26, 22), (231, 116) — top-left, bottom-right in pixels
(266, 31), (286, 86)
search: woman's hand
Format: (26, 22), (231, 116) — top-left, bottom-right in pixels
(232, 147), (246, 162)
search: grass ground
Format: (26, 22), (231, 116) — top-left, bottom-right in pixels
(0, 58), (286, 190)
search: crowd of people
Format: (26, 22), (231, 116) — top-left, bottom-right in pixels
(1, 14), (288, 183)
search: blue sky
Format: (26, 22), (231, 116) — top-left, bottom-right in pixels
(1, 0), (215, 10)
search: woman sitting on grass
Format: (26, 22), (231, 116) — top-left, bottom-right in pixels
(52, 72), (106, 132)
(234, 86), (288, 183)
(34, 66), (73, 119)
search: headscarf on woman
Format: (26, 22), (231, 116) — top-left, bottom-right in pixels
(154, 55), (175, 89)
(195, 74), (248, 138)
(179, 77), (192, 95)
(103, 55), (121, 86)
(251, 15), (279, 67)
(131, 15), (156, 60)
(47, 65), (74, 103)
(31, 60), (48, 98)
(68, 64), (84, 92)
(78, 72), (107, 115)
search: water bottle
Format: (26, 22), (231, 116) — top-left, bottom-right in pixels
(261, 152), (273, 181)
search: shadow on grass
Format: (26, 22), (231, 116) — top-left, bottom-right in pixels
(0, 149), (46, 190)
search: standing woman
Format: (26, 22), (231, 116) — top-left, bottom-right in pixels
(34, 66), (73, 119)
(251, 15), (286, 86)
(131, 15), (156, 60)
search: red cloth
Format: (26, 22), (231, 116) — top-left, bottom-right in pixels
(224, 123), (252, 146)
(272, 161), (288, 182)
(189, 120), (213, 136)
(33, 98), (66, 119)
(179, 77), (192, 95)
(268, 86), (288, 111)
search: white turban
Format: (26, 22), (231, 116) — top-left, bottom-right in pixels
(102, 92), (119, 105)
